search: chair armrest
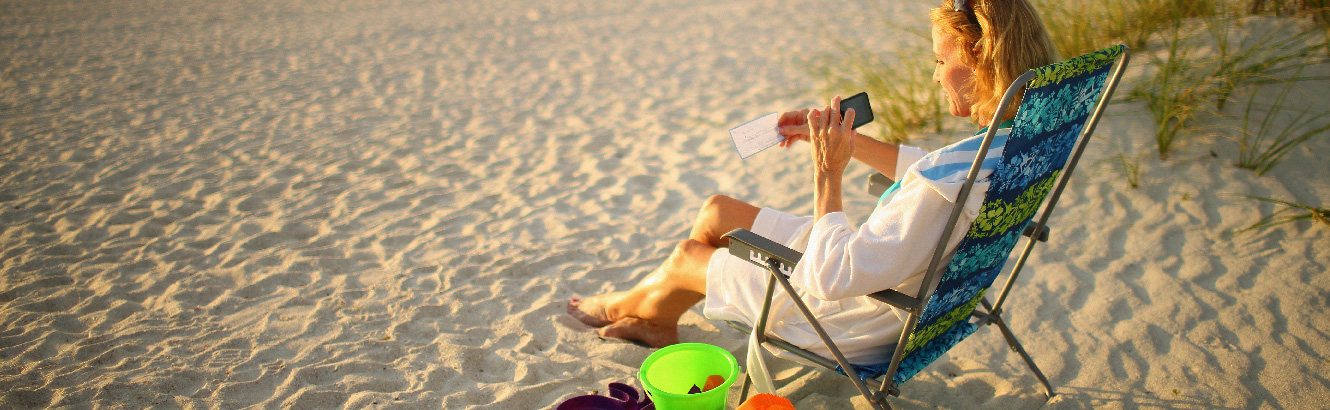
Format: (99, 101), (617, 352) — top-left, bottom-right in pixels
(867, 289), (923, 312)
(722, 229), (802, 273)
(867, 172), (894, 198)
(725, 228), (925, 312)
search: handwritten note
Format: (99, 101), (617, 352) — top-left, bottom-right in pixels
(729, 112), (782, 159)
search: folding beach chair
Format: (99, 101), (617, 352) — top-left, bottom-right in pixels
(720, 45), (1131, 409)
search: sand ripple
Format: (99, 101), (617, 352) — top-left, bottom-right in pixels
(2, 0), (1328, 409)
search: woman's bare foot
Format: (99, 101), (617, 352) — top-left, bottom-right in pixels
(567, 297), (615, 328)
(597, 317), (679, 348)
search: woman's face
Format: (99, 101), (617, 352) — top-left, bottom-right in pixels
(931, 25), (976, 118)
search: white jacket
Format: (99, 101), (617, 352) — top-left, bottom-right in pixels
(704, 127), (1009, 365)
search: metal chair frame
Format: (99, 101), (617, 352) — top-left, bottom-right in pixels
(719, 47), (1131, 409)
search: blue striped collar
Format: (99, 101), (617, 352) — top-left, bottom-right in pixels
(878, 123), (1014, 205)
(916, 126), (1011, 182)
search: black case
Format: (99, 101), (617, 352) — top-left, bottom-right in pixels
(840, 91), (874, 129)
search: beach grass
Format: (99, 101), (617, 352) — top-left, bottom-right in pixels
(1032, 0), (1330, 162)
(1129, 23), (1214, 160)
(1093, 136), (1145, 189)
(800, 30), (946, 143)
(1235, 83), (1330, 175)
(1034, 0), (1221, 57)
(1114, 151), (1144, 189)
(1205, 16), (1330, 110)
(1241, 195), (1330, 232)
(1115, 6), (1330, 160)
(1111, 152), (1143, 189)
(798, 1), (954, 144)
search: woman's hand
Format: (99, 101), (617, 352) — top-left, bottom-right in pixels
(777, 108), (810, 148)
(808, 96), (856, 220)
(808, 96), (856, 176)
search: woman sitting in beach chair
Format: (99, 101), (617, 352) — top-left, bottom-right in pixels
(568, 0), (1059, 365)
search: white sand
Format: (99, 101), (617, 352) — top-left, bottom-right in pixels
(1, 0), (1327, 408)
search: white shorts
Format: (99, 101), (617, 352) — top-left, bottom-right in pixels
(701, 207), (900, 365)
(703, 206), (813, 317)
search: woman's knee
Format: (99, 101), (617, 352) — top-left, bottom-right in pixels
(697, 195), (735, 223)
(693, 195), (758, 246)
(663, 239), (714, 293)
(674, 238), (714, 258)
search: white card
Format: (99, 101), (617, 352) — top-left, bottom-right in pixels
(729, 112), (782, 159)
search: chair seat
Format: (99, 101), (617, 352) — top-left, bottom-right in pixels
(726, 319), (902, 382)
(854, 320), (978, 385)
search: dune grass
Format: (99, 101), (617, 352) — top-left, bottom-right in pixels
(800, 28), (946, 144)
(1034, 0), (1221, 57)
(1112, 149), (1144, 189)
(1205, 17), (1330, 110)
(1236, 83), (1330, 175)
(1034, 0), (1328, 162)
(1203, 16), (1328, 173)
(1129, 24), (1213, 160)
(1121, 8), (1328, 160)
(1241, 195), (1330, 232)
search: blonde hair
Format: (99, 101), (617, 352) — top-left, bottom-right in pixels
(930, 0), (1059, 125)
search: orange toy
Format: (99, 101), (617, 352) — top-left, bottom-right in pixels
(736, 393), (795, 410)
(703, 375), (726, 392)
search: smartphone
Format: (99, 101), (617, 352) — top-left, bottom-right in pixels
(839, 92), (874, 129)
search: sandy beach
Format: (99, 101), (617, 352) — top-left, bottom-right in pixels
(2, 0), (1328, 408)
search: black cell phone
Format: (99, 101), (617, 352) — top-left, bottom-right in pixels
(839, 92), (874, 129)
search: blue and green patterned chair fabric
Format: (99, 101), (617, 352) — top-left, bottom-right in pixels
(839, 45), (1126, 385)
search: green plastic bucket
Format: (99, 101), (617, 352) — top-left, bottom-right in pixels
(638, 343), (740, 410)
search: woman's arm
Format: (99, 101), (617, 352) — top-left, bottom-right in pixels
(850, 135), (900, 179)
(808, 97), (856, 222)
(777, 103), (901, 177)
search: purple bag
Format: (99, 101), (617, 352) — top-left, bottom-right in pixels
(556, 382), (654, 410)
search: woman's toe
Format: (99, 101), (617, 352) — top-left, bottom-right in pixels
(567, 298), (615, 328)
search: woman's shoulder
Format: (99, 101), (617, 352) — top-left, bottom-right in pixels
(913, 127), (1010, 182)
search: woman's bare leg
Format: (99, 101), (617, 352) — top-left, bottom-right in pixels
(569, 195), (760, 347)
(592, 239), (712, 347)
(689, 195), (762, 248)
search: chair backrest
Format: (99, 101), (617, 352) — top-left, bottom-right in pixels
(889, 45), (1128, 386)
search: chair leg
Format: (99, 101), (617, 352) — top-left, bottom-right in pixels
(990, 315), (1055, 398)
(763, 261), (889, 410)
(740, 374), (752, 403)
(741, 267), (781, 405)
